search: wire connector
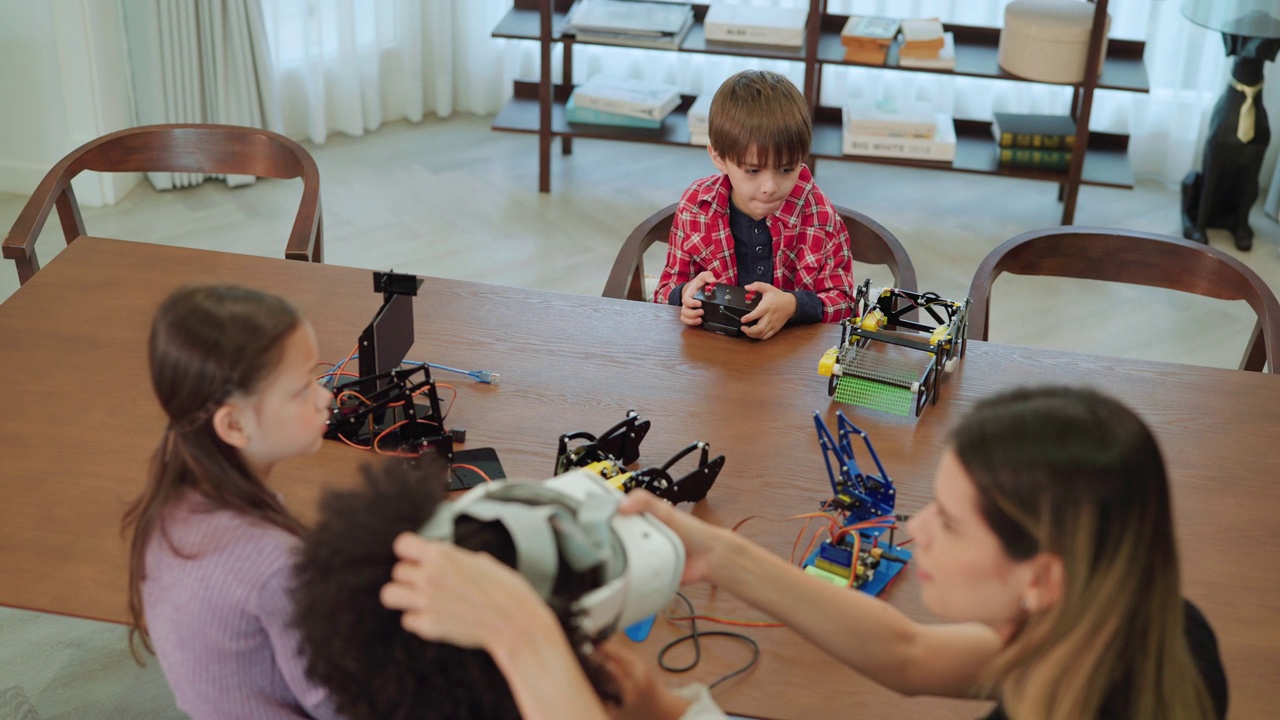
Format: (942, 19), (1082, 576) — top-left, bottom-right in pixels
(401, 359), (499, 385)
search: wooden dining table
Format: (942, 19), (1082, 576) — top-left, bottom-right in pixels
(2, 237), (1277, 718)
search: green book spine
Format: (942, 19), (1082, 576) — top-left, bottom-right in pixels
(996, 132), (1075, 151)
(998, 148), (1073, 170)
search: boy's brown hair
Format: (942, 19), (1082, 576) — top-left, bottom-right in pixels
(708, 69), (811, 170)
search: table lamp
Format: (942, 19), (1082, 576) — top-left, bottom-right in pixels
(1180, 0), (1280, 250)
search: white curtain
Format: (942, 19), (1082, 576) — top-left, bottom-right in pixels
(538, 0), (1254, 188)
(122, 0), (271, 189)
(258, 0), (510, 144)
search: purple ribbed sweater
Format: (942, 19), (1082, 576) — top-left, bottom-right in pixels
(142, 492), (342, 719)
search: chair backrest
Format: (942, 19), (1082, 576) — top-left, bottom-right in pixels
(833, 204), (917, 294)
(968, 226), (1280, 372)
(602, 203), (917, 301)
(603, 203), (678, 302)
(3, 124), (323, 286)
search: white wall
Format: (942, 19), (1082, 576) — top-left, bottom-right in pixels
(0, 0), (138, 205)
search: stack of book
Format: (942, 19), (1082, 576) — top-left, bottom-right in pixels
(842, 98), (956, 162)
(898, 18), (955, 70)
(567, 75), (682, 129)
(992, 112), (1076, 170)
(565, 0), (694, 50)
(839, 15), (900, 65)
(703, 4), (808, 48)
(687, 94), (712, 145)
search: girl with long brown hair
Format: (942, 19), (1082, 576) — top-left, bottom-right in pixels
(382, 386), (1227, 720)
(122, 285), (339, 719)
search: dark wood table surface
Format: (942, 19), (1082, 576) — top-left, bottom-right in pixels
(2, 238), (1277, 718)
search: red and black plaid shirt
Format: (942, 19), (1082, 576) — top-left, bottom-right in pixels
(655, 165), (855, 323)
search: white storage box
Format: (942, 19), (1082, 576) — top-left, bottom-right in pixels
(998, 0), (1109, 84)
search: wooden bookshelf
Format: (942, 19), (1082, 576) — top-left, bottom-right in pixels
(814, 17), (1148, 94)
(493, 0), (1138, 223)
(495, 82), (1134, 190)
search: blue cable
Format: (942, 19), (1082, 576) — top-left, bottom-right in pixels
(321, 353), (499, 386)
(402, 359), (500, 385)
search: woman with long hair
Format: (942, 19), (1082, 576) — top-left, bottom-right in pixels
(383, 386), (1227, 719)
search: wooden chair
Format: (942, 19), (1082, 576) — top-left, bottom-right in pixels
(602, 203), (917, 301)
(968, 226), (1280, 372)
(3, 124), (323, 286)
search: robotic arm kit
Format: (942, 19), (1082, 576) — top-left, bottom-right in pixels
(325, 270), (454, 458)
(555, 411), (724, 505)
(800, 411), (911, 596)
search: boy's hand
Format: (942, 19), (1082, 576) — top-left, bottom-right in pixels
(596, 637), (692, 720)
(678, 271), (718, 327)
(739, 282), (796, 340)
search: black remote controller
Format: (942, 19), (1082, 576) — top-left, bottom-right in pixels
(697, 283), (759, 337)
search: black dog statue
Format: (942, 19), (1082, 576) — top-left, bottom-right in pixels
(1182, 35), (1280, 251)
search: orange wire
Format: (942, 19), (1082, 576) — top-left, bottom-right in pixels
(450, 463), (492, 483)
(797, 525), (829, 567)
(667, 614), (785, 628)
(338, 434), (371, 451)
(790, 516), (819, 564)
(373, 419), (442, 457)
(336, 389), (374, 406)
(845, 532), (862, 588)
(833, 517), (896, 544)
(334, 344), (358, 381)
(388, 382), (455, 416)
(316, 370), (361, 382)
(435, 383), (456, 418)
(729, 514), (767, 533)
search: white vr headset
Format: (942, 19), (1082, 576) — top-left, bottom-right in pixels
(417, 469), (685, 638)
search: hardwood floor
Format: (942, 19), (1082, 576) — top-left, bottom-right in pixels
(1, 113), (1277, 718)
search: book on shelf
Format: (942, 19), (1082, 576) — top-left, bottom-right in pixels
(687, 94), (712, 134)
(843, 112), (956, 161)
(573, 75), (682, 121)
(565, 94), (664, 129)
(998, 147), (1073, 170)
(898, 32), (955, 70)
(845, 44), (889, 64)
(573, 22), (692, 50)
(992, 113), (1076, 150)
(900, 18), (945, 54)
(690, 130), (709, 146)
(843, 97), (937, 138)
(840, 15), (900, 47)
(703, 4), (808, 48)
(845, 44), (890, 65)
(567, 0), (691, 36)
(567, 0), (694, 50)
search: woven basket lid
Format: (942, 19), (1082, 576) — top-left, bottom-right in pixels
(1004, 0), (1100, 42)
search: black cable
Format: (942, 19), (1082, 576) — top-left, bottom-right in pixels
(657, 592), (761, 691)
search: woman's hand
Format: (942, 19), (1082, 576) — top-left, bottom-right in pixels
(380, 533), (613, 720)
(618, 490), (734, 586)
(379, 532), (558, 650)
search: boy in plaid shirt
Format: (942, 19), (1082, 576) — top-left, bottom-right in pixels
(655, 70), (855, 340)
